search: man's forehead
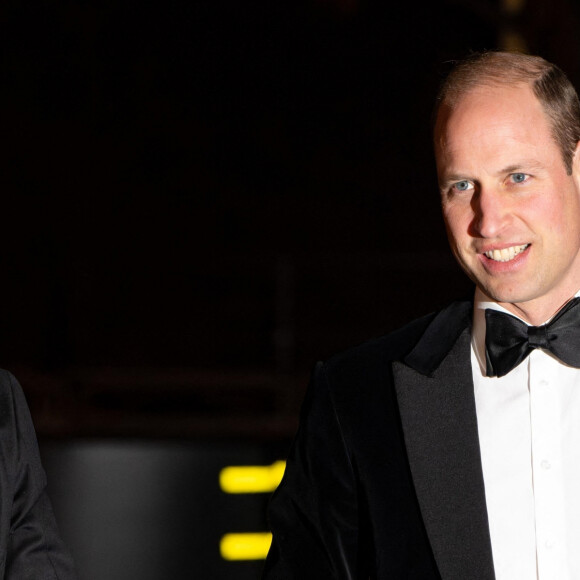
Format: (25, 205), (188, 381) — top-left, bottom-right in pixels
(435, 83), (546, 148)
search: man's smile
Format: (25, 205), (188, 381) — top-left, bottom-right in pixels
(483, 244), (530, 262)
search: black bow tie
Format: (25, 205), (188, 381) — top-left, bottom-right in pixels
(484, 297), (580, 378)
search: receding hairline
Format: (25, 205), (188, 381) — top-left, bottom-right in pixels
(434, 80), (536, 143)
(435, 51), (553, 113)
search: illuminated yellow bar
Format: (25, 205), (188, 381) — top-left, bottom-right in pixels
(220, 532), (272, 560)
(219, 460), (286, 494)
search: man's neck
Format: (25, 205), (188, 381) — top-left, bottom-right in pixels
(491, 292), (580, 326)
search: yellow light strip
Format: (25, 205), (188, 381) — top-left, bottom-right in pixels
(219, 460), (286, 494)
(220, 532), (272, 560)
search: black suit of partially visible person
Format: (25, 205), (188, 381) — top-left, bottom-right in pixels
(262, 298), (495, 579)
(0, 369), (76, 579)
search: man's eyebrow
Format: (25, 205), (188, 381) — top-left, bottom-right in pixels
(501, 164), (524, 174)
(442, 173), (469, 182)
(498, 161), (544, 174)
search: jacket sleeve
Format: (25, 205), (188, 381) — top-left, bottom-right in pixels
(262, 362), (362, 579)
(3, 371), (77, 579)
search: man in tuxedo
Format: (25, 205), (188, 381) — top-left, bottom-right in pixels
(263, 51), (580, 579)
(0, 370), (77, 578)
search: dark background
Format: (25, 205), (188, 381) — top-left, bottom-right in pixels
(1, 0), (580, 578)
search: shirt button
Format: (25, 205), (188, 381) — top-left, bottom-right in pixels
(541, 460), (551, 470)
(539, 379), (549, 386)
(545, 540), (554, 550)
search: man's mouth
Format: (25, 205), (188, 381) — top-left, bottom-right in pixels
(484, 244), (530, 262)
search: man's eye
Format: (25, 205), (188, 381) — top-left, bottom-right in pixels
(454, 180), (472, 192)
(510, 173), (528, 183)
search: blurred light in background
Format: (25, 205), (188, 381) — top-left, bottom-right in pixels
(220, 533), (273, 561)
(219, 461), (286, 494)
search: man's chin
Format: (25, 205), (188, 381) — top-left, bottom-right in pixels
(474, 283), (532, 307)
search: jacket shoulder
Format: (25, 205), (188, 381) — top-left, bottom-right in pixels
(323, 310), (436, 373)
(322, 298), (473, 388)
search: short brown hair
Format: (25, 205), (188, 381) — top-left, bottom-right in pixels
(434, 51), (580, 174)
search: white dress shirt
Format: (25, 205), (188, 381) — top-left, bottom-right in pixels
(472, 288), (580, 580)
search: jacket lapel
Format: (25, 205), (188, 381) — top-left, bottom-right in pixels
(392, 301), (496, 580)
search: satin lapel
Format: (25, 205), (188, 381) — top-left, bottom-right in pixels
(392, 326), (496, 580)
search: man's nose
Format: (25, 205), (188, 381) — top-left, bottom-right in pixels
(471, 187), (510, 238)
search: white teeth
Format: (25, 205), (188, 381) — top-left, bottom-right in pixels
(484, 244), (529, 262)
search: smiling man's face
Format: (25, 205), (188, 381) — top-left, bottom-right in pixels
(435, 82), (580, 324)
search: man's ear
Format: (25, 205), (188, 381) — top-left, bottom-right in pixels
(572, 141), (580, 171)
(572, 141), (580, 180)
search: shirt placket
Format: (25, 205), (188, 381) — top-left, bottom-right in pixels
(529, 350), (566, 580)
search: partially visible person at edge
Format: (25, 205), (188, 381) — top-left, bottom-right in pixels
(262, 50), (580, 579)
(0, 370), (76, 578)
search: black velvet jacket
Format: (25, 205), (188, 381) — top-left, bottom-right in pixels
(263, 299), (496, 580)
